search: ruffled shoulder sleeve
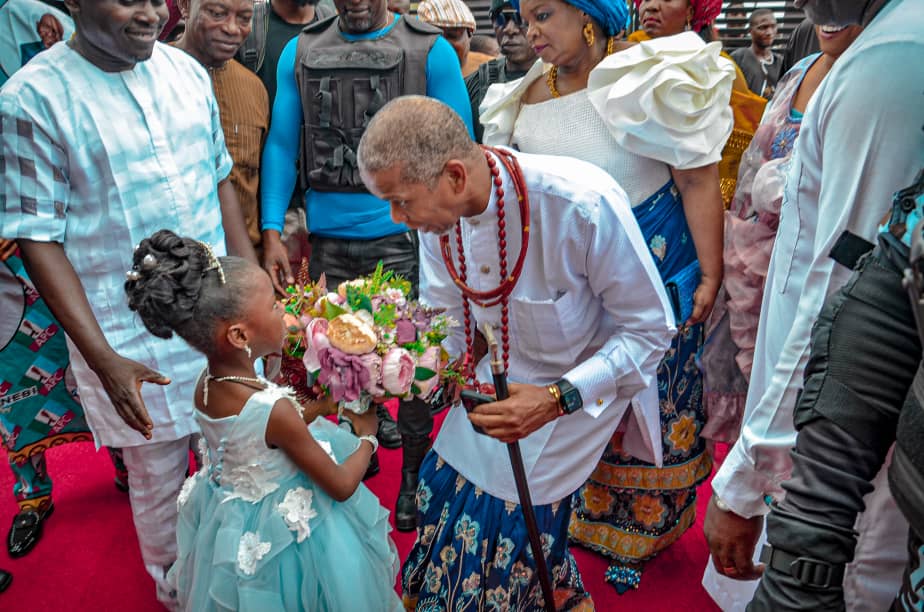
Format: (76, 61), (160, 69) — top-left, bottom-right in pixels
(587, 32), (735, 169)
(479, 59), (545, 147)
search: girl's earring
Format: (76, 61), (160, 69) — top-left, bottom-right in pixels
(685, 16), (692, 31)
(244, 345), (252, 359)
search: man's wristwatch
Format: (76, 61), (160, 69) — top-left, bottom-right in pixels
(553, 378), (583, 415)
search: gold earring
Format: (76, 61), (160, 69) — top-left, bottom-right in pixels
(583, 22), (595, 47)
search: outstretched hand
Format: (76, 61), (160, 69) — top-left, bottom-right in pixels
(93, 353), (171, 439)
(467, 383), (559, 444)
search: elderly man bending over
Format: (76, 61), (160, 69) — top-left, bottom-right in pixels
(357, 95), (676, 610)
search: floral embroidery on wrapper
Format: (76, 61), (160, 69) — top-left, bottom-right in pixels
(649, 235), (667, 261)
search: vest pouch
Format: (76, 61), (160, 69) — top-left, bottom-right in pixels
(299, 46), (405, 192)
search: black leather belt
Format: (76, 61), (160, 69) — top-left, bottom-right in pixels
(759, 545), (846, 590)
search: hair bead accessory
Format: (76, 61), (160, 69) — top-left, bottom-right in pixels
(126, 269), (142, 281)
(198, 241), (226, 285)
(141, 253), (158, 270)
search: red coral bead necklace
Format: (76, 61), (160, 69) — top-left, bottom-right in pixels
(439, 145), (530, 380)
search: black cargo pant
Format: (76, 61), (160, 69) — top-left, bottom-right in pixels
(749, 234), (923, 611)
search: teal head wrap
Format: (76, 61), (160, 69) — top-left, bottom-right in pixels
(511, 0), (629, 37)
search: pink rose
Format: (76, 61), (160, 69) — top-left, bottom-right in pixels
(395, 318), (417, 345)
(382, 348), (415, 396)
(415, 346), (442, 398)
(318, 347), (370, 403)
(358, 353), (386, 396)
(302, 318), (330, 373)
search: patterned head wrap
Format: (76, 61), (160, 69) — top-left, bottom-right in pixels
(633, 0), (723, 33)
(510, 0), (629, 37)
(417, 0), (478, 31)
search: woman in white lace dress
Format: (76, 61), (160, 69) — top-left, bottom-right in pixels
(123, 230), (402, 611)
(480, 0), (734, 592)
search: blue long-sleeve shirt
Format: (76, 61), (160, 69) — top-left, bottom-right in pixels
(261, 16), (474, 239)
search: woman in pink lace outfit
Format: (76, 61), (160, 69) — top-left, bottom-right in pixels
(701, 23), (864, 444)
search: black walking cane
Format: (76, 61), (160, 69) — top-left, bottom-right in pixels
(484, 324), (556, 612)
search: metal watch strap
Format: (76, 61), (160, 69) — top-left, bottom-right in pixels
(759, 545), (846, 590)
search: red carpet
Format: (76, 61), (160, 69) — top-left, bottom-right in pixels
(0, 409), (722, 611)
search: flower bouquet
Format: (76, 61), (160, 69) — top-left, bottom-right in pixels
(277, 262), (458, 414)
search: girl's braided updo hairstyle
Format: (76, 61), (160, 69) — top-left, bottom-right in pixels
(124, 229), (251, 355)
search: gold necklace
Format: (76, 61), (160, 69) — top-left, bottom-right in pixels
(546, 66), (561, 98)
(546, 37), (617, 99)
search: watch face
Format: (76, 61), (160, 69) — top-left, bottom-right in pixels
(556, 379), (582, 414)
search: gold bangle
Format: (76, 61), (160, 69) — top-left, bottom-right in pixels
(547, 384), (563, 417)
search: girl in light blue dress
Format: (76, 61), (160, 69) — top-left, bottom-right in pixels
(123, 230), (402, 612)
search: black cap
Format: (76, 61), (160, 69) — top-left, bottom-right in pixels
(490, 0), (514, 17)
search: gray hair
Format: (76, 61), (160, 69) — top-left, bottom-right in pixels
(358, 95), (479, 188)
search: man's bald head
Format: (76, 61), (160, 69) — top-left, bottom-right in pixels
(358, 95), (478, 188)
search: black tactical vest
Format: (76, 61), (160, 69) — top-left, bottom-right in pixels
(295, 15), (439, 193)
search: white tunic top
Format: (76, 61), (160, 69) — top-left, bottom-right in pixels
(0, 42), (233, 447)
(422, 149), (676, 504)
(710, 0), (924, 520)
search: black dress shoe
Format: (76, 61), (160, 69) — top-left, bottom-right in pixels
(376, 404), (402, 449)
(0, 569), (11, 593)
(7, 503), (54, 558)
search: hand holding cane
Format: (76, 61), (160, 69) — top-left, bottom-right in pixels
(484, 323), (556, 612)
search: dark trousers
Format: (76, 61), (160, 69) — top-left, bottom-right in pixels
(750, 236), (922, 610)
(309, 231), (433, 438)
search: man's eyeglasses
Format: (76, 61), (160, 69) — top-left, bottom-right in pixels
(492, 10), (525, 30)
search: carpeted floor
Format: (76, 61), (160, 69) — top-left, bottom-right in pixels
(0, 409), (723, 611)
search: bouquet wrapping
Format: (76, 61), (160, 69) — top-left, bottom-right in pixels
(278, 263), (458, 413)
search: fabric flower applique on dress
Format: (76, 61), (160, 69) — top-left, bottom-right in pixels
(197, 437), (211, 471)
(277, 487), (319, 542)
(237, 531), (271, 576)
(176, 473), (199, 510)
(223, 462), (280, 503)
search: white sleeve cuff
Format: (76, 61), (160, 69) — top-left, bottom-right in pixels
(565, 354), (623, 419)
(711, 441), (775, 518)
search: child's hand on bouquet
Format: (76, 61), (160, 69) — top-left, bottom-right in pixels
(300, 395), (338, 423)
(345, 405), (379, 438)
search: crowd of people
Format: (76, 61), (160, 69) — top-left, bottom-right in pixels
(0, 0), (922, 609)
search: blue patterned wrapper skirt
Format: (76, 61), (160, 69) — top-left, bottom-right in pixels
(401, 451), (594, 611)
(570, 181), (712, 587)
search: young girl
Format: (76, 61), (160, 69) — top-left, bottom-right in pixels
(124, 230), (402, 611)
